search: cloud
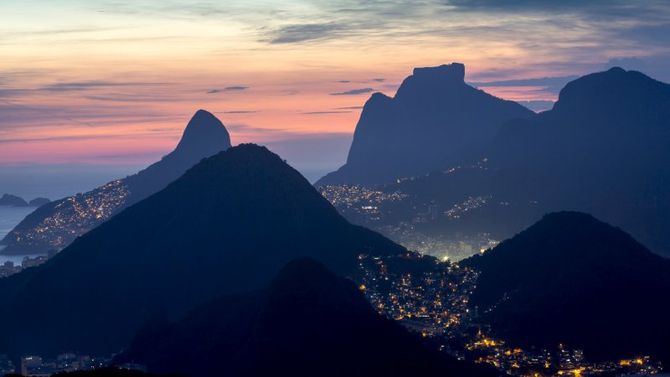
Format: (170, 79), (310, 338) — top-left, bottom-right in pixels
(266, 23), (345, 44)
(0, 101), (181, 131)
(84, 93), (184, 102)
(0, 89), (28, 98)
(206, 86), (249, 93)
(330, 87), (375, 96)
(0, 132), (168, 145)
(224, 123), (286, 135)
(41, 80), (169, 92)
(223, 110), (259, 114)
(448, 0), (628, 11)
(372, 78), (385, 82)
(335, 106), (364, 110)
(0, 77), (173, 99)
(470, 75), (578, 95)
(302, 110), (352, 115)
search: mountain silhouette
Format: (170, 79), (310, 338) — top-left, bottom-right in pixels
(123, 109), (232, 202)
(462, 212), (670, 365)
(118, 258), (493, 377)
(316, 63), (533, 185)
(0, 144), (405, 357)
(27, 197), (51, 207)
(353, 67), (670, 257)
(485, 67), (670, 255)
(0, 194), (28, 207)
(0, 109), (231, 255)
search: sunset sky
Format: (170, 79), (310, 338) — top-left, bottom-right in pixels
(2, 0), (670, 181)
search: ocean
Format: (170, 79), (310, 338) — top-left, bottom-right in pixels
(0, 165), (140, 263)
(0, 206), (43, 264)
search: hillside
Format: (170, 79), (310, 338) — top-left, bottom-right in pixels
(1, 109), (231, 255)
(119, 258), (494, 377)
(462, 212), (670, 364)
(0, 144), (404, 357)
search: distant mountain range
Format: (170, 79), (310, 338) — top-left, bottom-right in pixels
(0, 144), (404, 357)
(0, 194), (50, 208)
(462, 212), (670, 365)
(323, 67), (670, 257)
(118, 258), (492, 377)
(483, 67), (670, 255)
(316, 63), (533, 185)
(0, 109), (231, 255)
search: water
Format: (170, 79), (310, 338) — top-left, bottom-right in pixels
(0, 206), (45, 264)
(0, 164), (138, 200)
(0, 164), (138, 263)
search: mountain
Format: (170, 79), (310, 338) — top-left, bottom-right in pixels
(122, 109), (232, 202)
(0, 194), (28, 207)
(328, 67), (670, 258)
(483, 67), (670, 255)
(316, 63), (533, 185)
(118, 258), (493, 377)
(0, 144), (405, 358)
(0, 109), (231, 255)
(28, 197), (51, 207)
(462, 212), (670, 365)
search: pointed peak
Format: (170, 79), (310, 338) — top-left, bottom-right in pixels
(182, 143), (311, 193)
(605, 66), (627, 74)
(173, 109), (231, 155)
(538, 211), (598, 224)
(190, 109), (220, 123)
(526, 211), (618, 237)
(183, 109), (224, 134)
(211, 143), (280, 164)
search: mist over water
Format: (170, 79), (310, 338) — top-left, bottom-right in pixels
(0, 165), (140, 200)
(0, 206), (41, 263)
(0, 165), (139, 262)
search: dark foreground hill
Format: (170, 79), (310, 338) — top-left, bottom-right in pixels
(462, 212), (670, 365)
(486, 67), (670, 255)
(317, 63), (532, 185)
(0, 144), (404, 357)
(119, 258), (495, 377)
(1, 109), (231, 255)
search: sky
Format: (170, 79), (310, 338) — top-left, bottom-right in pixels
(1, 0), (670, 186)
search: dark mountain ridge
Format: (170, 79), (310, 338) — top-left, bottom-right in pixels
(343, 67), (670, 257)
(487, 67), (670, 254)
(1, 109), (231, 255)
(123, 109), (232, 202)
(462, 211), (670, 365)
(119, 258), (494, 377)
(0, 144), (404, 358)
(316, 63), (533, 185)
